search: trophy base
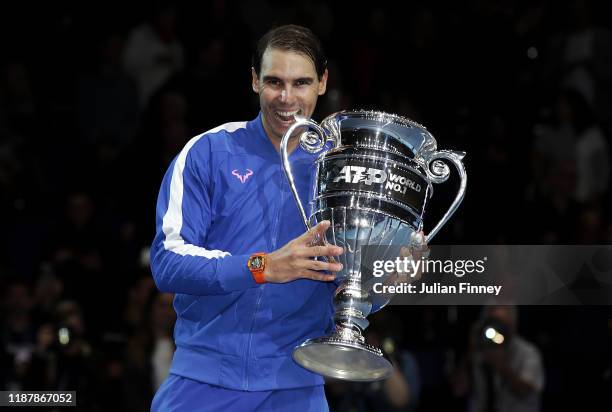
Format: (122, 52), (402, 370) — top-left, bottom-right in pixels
(292, 335), (393, 381)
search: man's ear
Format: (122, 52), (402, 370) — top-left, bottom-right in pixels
(318, 69), (328, 95)
(251, 68), (260, 94)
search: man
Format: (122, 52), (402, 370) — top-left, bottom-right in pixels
(149, 25), (343, 411)
(453, 305), (545, 412)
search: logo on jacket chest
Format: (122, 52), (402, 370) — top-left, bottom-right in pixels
(231, 168), (253, 184)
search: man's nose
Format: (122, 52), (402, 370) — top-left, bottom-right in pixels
(279, 86), (294, 103)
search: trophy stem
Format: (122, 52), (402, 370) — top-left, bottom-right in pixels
(331, 322), (365, 344)
(291, 271), (393, 382)
(333, 274), (371, 332)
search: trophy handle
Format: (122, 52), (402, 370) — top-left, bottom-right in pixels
(280, 116), (339, 230)
(421, 150), (467, 243)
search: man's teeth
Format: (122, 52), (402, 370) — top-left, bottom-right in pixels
(276, 110), (299, 117)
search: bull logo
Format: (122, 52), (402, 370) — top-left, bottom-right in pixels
(232, 169), (254, 184)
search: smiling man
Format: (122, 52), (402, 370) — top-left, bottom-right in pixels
(251, 28), (328, 151)
(150, 25), (342, 411)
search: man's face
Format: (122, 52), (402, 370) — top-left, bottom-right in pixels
(252, 48), (327, 144)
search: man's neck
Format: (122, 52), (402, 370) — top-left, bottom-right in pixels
(261, 122), (299, 153)
(268, 135), (299, 154)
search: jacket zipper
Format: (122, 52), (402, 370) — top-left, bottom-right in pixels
(244, 167), (285, 390)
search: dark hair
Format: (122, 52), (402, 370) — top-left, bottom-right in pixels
(252, 24), (327, 80)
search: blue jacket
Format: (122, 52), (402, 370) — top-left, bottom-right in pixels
(150, 113), (335, 391)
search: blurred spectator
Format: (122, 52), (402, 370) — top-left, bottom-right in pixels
(32, 263), (64, 325)
(294, 1), (334, 41)
(406, 307), (456, 411)
(123, 275), (156, 333)
(77, 32), (139, 162)
(150, 293), (176, 390)
(183, 37), (229, 130)
(113, 87), (190, 238)
(0, 134), (26, 202)
(181, 36), (251, 130)
(528, 85), (612, 242)
(156, 90), (190, 165)
(533, 88), (609, 204)
(469, 113), (520, 243)
(123, 4), (184, 108)
(346, 8), (389, 104)
(44, 190), (114, 327)
(38, 300), (101, 407)
(0, 62), (37, 137)
(564, 90), (610, 203)
(453, 306), (545, 412)
(577, 204), (608, 244)
(326, 311), (421, 412)
(315, 59), (353, 118)
(3, 296), (101, 407)
(49, 191), (104, 272)
(124, 292), (176, 411)
(0, 280), (36, 390)
(556, 0), (612, 125)
(530, 159), (581, 243)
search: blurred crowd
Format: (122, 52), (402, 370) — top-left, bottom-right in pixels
(1, 0), (611, 410)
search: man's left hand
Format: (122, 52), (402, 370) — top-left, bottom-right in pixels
(394, 230), (429, 285)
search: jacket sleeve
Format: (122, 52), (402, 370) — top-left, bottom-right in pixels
(150, 137), (257, 295)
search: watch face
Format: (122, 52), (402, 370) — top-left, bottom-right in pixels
(250, 256), (264, 270)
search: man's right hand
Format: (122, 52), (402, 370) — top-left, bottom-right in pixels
(264, 220), (344, 283)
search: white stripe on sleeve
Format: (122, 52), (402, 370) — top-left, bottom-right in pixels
(162, 122), (247, 257)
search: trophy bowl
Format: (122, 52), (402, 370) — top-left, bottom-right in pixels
(280, 110), (467, 381)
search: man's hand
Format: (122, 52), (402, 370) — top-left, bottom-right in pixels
(394, 231), (430, 285)
(264, 220), (344, 283)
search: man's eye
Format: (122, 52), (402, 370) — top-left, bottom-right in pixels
(266, 79), (281, 86)
(295, 80), (310, 87)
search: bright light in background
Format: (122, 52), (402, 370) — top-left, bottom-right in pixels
(493, 333), (505, 344)
(383, 338), (395, 355)
(58, 327), (70, 346)
(485, 327), (505, 344)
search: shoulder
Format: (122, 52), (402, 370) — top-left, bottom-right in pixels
(201, 121), (249, 150)
(184, 121), (250, 157)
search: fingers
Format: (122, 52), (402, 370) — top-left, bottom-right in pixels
(404, 231), (430, 259)
(300, 269), (336, 282)
(399, 246), (413, 259)
(284, 255), (342, 282)
(299, 220), (331, 245)
(411, 230), (425, 247)
(300, 244), (344, 258)
(293, 220), (343, 258)
(302, 258), (343, 273)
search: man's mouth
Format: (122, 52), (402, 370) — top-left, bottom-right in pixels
(274, 109), (301, 123)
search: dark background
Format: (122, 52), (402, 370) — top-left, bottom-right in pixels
(1, 0), (611, 410)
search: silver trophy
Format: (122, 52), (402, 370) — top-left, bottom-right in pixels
(280, 110), (467, 381)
